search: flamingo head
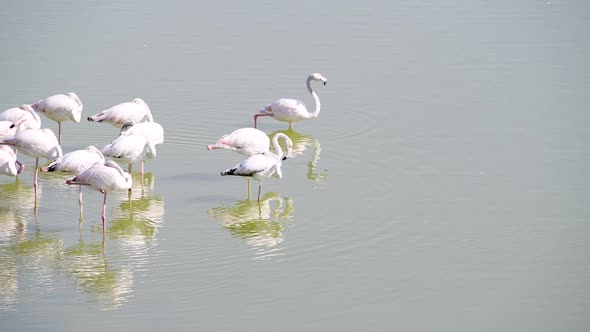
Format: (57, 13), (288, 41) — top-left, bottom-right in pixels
(66, 92), (83, 107)
(309, 73), (327, 86)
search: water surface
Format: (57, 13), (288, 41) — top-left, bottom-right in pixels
(1, 1), (589, 331)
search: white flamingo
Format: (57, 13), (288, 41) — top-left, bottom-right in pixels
(87, 98), (153, 128)
(0, 119), (62, 192)
(66, 160), (132, 229)
(254, 73), (328, 129)
(119, 121), (164, 175)
(100, 134), (156, 177)
(208, 128), (293, 197)
(0, 105), (42, 130)
(0, 145), (25, 177)
(119, 121), (164, 145)
(220, 136), (291, 201)
(32, 92), (83, 144)
(208, 128), (294, 158)
(0, 120), (28, 173)
(41, 146), (105, 218)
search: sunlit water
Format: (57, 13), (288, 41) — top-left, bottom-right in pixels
(1, 1), (589, 331)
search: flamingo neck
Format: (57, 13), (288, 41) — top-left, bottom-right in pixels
(271, 134), (285, 160)
(307, 77), (321, 119)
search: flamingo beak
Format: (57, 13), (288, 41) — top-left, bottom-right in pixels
(10, 118), (25, 129)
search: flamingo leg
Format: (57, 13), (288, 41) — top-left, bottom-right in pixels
(33, 157), (39, 194)
(128, 163), (133, 194)
(257, 182), (262, 201)
(247, 178), (252, 201)
(102, 191), (107, 230)
(78, 185), (84, 220)
(57, 122), (62, 145)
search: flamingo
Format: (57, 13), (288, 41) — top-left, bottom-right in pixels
(254, 73), (328, 129)
(41, 146), (105, 218)
(0, 119), (62, 193)
(0, 145), (25, 177)
(0, 105), (42, 130)
(66, 160), (132, 229)
(119, 121), (164, 175)
(32, 92), (83, 144)
(87, 98), (153, 128)
(220, 135), (291, 201)
(100, 134), (156, 178)
(208, 127), (294, 158)
(0, 120), (28, 173)
(208, 128), (293, 197)
(120, 121), (164, 143)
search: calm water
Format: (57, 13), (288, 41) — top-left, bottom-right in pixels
(1, 1), (589, 331)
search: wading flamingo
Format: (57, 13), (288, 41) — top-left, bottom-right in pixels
(66, 160), (132, 230)
(87, 98), (153, 127)
(0, 145), (25, 177)
(32, 92), (83, 144)
(209, 128), (293, 198)
(254, 73), (327, 129)
(100, 134), (157, 178)
(0, 119), (62, 194)
(220, 134), (291, 201)
(0, 105), (42, 130)
(42, 146), (105, 219)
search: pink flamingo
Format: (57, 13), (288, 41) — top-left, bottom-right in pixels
(220, 134), (291, 201)
(0, 119), (62, 193)
(66, 160), (132, 229)
(254, 73), (327, 129)
(32, 92), (83, 144)
(100, 134), (157, 178)
(42, 146), (105, 218)
(0, 105), (42, 130)
(0, 145), (25, 177)
(87, 98), (153, 127)
(208, 127), (293, 197)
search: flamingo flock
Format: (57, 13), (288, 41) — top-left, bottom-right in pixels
(0, 72), (327, 232)
(0, 95), (164, 229)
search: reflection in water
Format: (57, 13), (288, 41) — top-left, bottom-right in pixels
(270, 129), (327, 183)
(0, 233), (63, 311)
(208, 192), (294, 255)
(62, 236), (133, 310)
(0, 172), (165, 311)
(0, 179), (40, 222)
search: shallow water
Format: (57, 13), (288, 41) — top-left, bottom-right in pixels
(1, 1), (589, 331)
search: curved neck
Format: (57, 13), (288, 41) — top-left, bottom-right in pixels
(271, 133), (292, 160)
(271, 134), (285, 160)
(306, 77), (321, 118)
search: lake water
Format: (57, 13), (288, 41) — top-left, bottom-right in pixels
(1, 1), (589, 331)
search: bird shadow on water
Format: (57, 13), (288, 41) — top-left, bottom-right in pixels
(208, 192), (294, 256)
(269, 129), (327, 183)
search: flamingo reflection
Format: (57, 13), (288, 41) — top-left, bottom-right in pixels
(208, 192), (294, 249)
(269, 129), (327, 183)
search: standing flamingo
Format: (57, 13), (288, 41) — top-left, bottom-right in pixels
(41, 146), (105, 219)
(32, 92), (83, 144)
(87, 98), (153, 127)
(0, 145), (25, 177)
(220, 135), (291, 201)
(0, 105), (42, 130)
(0, 120), (62, 193)
(66, 160), (132, 229)
(208, 128), (293, 198)
(254, 73), (328, 129)
(100, 134), (157, 178)
(119, 121), (164, 175)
